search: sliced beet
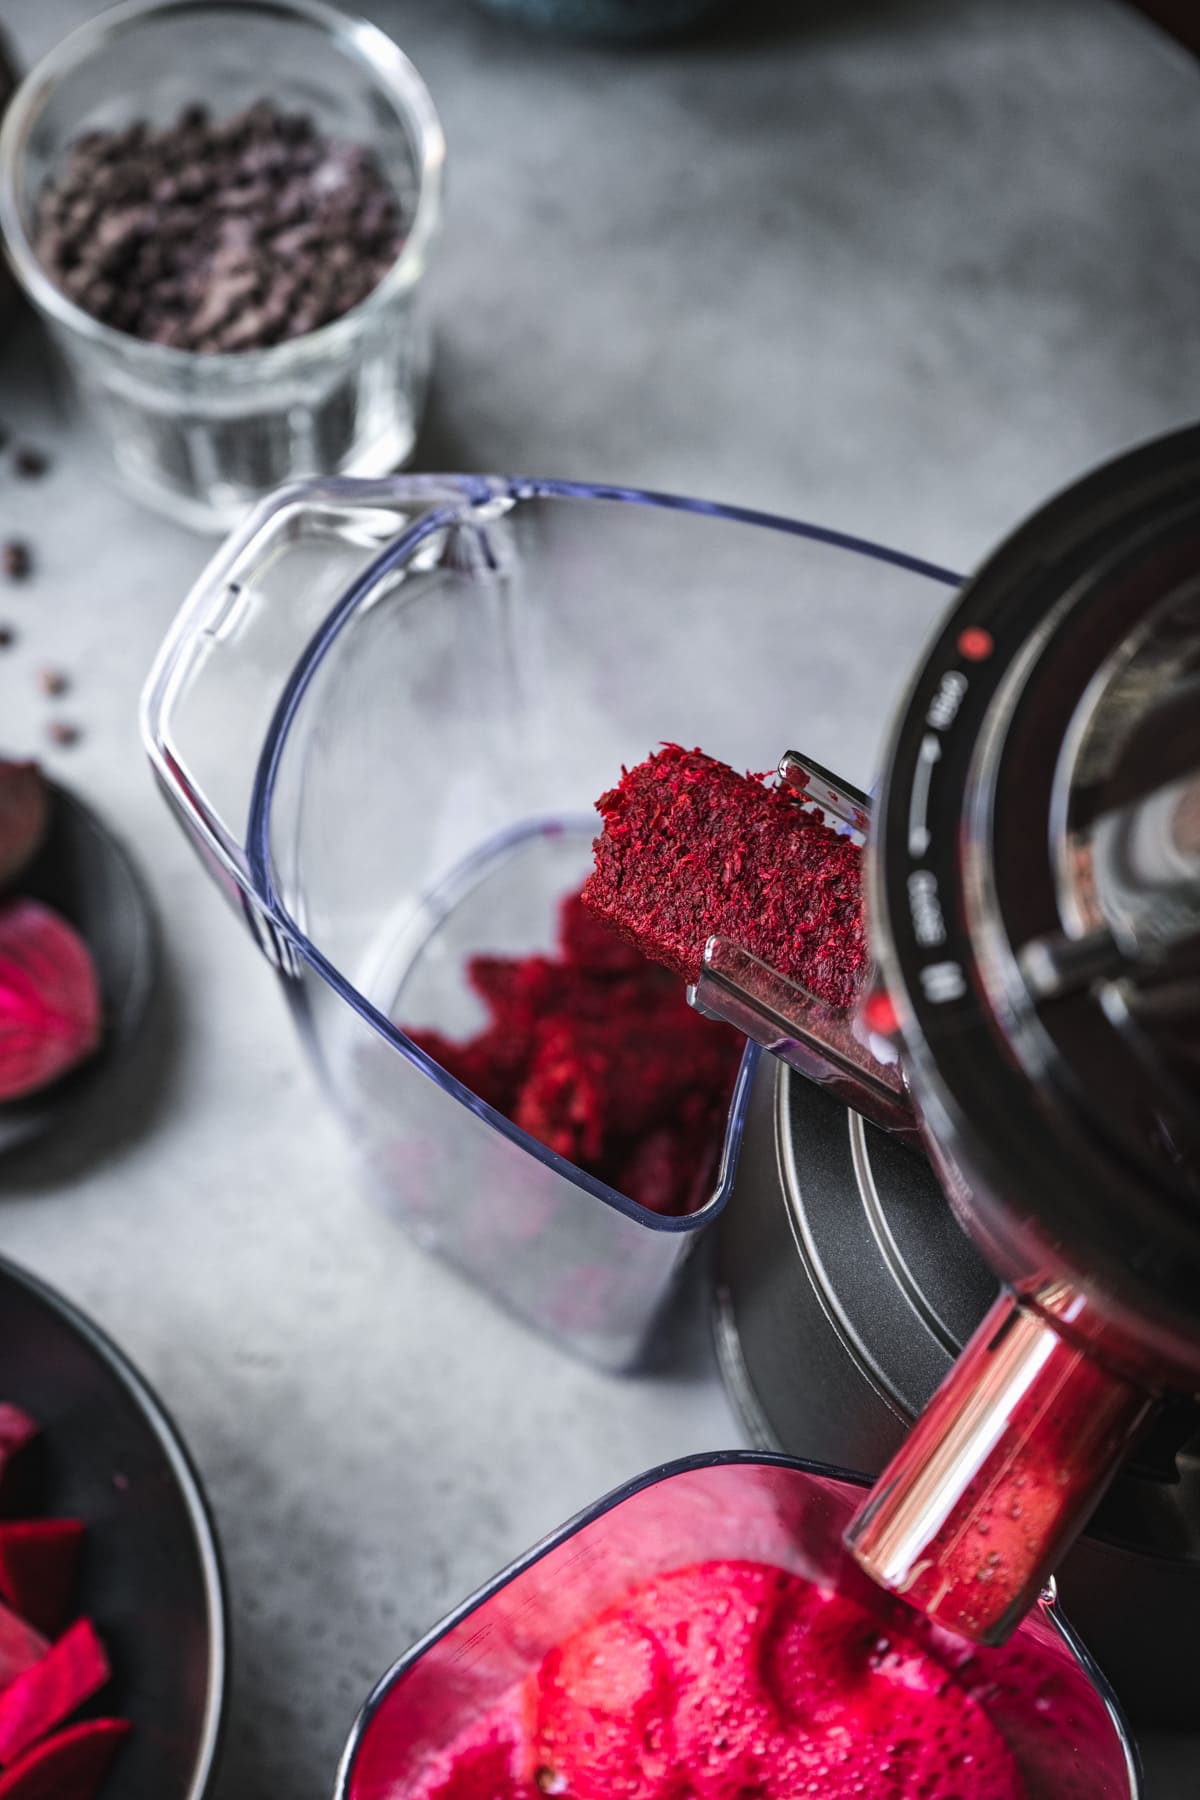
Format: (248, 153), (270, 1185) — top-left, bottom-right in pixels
(0, 1717), (129, 1800)
(0, 1412), (39, 1520)
(0, 1419), (35, 1468)
(0, 1523), (83, 1639)
(0, 1606), (47, 1694)
(0, 1619), (109, 1766)
(0, 901), (102, 1102)
(0, 768), (47, 894)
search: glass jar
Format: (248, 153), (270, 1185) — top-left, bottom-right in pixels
(0, 0), (444, 533)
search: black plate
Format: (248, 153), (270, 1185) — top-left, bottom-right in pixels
(0, 1252), (226, 1797)
(0, 781), (156, 1155)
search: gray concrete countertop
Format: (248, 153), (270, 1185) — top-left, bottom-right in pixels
(0, 1), (1197, 1795)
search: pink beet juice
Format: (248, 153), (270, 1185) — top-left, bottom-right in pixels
(340, 1460), (1136, 1800)
(403, 1560), (1025, 1800)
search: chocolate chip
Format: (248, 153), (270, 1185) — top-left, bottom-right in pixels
(214, 312), (268, 351)
(149, 318), (191, 349)
(13, 448), (48, 479)
(31, 98), (410, 354)
(0, 627), (14, 649)
(46, 720), (80, 748)
(2, 542), (31, 580)
(38, 668), (69, 696)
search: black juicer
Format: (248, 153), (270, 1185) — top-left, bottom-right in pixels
(708, 425), (1200, 1724)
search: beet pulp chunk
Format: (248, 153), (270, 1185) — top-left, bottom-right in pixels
(404, 888), (745, 1217)
(582, 744), (868, 1011)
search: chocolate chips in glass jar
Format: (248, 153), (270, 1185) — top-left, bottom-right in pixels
(32, 99), (410, 353)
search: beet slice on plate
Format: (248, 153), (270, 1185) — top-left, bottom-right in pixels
(0, 769), (48, 897)
(0, 1414), (38, 1520)
(0, 901), (102, 1103)
(0, 1607), (46, 1694)
(0, 1618), (109, 1766)
(0, 1414), (35, 1461)
(0, 1717), (130, 1799)
(0, 1523), (83, 1639)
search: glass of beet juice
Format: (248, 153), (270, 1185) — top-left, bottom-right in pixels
(336, 1453), (1139, 1800)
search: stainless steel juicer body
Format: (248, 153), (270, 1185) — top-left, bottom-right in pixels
(871, 424), (1200, 1358)
(710, 425), (1200, 1657)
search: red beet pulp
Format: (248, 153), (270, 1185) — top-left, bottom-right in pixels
(405, 891), (744, 1217)
(582, 744), (868, 1011)
(400, 1560), (1027, 1800)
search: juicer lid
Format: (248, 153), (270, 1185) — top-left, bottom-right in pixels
(872, 425), (1200, 1334)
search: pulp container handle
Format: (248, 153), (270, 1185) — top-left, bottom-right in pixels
(140, 474), (501, 953)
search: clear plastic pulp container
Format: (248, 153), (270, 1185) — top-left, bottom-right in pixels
(142, 476), (960, 1366)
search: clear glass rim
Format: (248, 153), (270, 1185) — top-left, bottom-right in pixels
(236, 476), (961, 1236)
(0, 0), (446, 370)
(332, 1446), (1142, 1800)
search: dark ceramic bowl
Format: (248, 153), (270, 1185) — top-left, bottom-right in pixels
(473, 0), (731, 39)
(0, 1252), (226, 1797)
(0, 779), (157, 1155)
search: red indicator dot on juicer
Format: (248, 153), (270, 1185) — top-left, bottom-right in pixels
(957, 627), (994, 663)
(862, 989), (900, 1037)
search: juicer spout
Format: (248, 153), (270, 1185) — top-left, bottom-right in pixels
(688, 752), (921, 1145)
(844, 1290), (1157, 1644)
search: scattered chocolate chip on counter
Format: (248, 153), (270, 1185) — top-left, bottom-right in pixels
(12, 448), (48, 480)
(33, 99), (410, 354)
(2, 541), (30, 581)
(2, 449), (77, 737)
